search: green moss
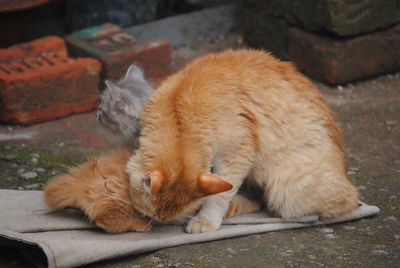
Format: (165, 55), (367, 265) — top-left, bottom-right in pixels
(0, 145), (98, 190)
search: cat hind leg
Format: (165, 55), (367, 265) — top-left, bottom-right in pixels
(224, 194), (261, 218)
(264, 171), (359, 220)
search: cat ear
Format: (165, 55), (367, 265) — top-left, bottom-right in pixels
(105, 80), (130, 105)
(143, 170), (164, 196)
(104, 80), (121, 100)
(198, 174), (233, 197)
(123, 64), (146, 83)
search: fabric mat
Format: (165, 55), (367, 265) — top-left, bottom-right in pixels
(0, 190), (380, 268)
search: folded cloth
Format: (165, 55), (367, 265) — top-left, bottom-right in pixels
(0, 190), (379, 268)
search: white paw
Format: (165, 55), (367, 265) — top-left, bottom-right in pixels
(185, 216), (221, 233)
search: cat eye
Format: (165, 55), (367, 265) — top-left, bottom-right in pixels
(114, 101), (125, 113)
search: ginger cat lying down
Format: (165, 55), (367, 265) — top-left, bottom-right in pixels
(126, 49), (359, 233)
(44, 149), (261, 233)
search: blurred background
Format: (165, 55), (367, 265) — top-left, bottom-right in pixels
(0, 0), (233, 47)
(1, 0), (399, 85)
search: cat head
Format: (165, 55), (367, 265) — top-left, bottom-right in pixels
(97, 65), (154, 143)
(127, 155), (233, 222)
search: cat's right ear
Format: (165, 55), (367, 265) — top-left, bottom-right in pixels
(142, 170), (164, 196)
(123, 65), (146, 83)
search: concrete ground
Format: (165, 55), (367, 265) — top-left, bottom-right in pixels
(0, 35), (399, 267)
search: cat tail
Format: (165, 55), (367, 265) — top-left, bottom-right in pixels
(44, 170), (86, 211)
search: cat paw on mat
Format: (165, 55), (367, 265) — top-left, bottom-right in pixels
(186, 216), (221, 233)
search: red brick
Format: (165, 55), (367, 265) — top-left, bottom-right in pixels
(66, 24), (171, 86)
(0, 38), (101, 124)
(0, 0), (50, 12)
(0, 36), (67, 62)
(288, 24), (400, 85)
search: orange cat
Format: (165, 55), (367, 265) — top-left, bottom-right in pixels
(44, 149), (151, 233)
(44, 149), (260, 233)
(127, 49), (359, 233)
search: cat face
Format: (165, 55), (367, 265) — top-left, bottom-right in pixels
(97, 65), (154, 142)
(127, 155), (233, 222)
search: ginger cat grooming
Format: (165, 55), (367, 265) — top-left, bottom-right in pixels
(44, 149), (260, 233)
(44, 149), (151, 233)
(127, 49), (359, 233)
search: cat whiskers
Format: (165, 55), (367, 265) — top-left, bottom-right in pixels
(97, 192), (131, 205)
(144, 218), (154, 229)
(88, 157), (131, 204)
(89, 157), (112, 194)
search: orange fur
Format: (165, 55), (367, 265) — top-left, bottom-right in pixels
(224, 195), (261, 218)
(127, 49), (359, 232)
(44, 148), (256, 233)
(44, 149), (151, 233)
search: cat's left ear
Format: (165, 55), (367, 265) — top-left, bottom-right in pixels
(104, 80), (121, 100)
(142, 170), (164, 196)
(198, 174), (233, 197)
(123, 64), (146, 83)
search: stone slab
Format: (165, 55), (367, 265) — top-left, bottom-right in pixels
(242, 7), (289, 59)
(243, 0), (400, 37)
(288, 24), (400, 85)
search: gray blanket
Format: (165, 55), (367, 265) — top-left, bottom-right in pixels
(0, 190), (379, 268)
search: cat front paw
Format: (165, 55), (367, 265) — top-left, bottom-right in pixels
(185, 216), (221, 233)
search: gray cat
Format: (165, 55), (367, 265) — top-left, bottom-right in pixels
(96, 65), (154, 149)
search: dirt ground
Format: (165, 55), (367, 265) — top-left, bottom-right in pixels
(0, 35), (399, 267)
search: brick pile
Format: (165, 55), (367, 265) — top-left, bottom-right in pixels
(66, 23), (171, 86)
(0, 24), (172, 125)
(243, 0), (400, 85)
(0, 37), (101, 124)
